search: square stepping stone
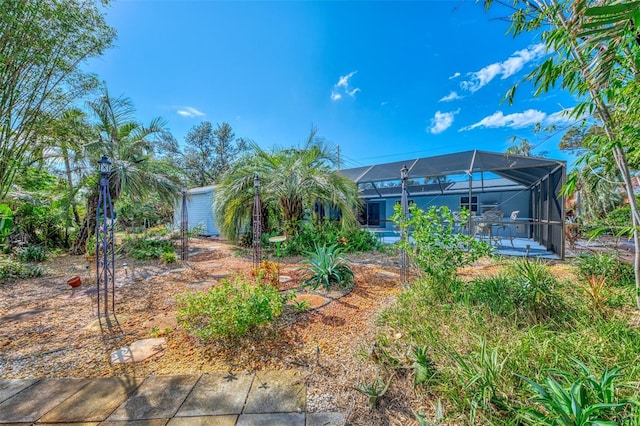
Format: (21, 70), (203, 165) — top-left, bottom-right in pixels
(100, 420), (169, 426)
(0, 378), (90, 423)
(175, 372), (253, 417)
(39, 376), (143, 423)
(107, 375), (199, 421)
(243, 370), (305, 414)
(0, 379), (38, 404)
(236, 413), (305, 426)
(167, 415), (237, 426)
(307, 412), (346, 426)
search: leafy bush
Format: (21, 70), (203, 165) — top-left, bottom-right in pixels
(282, 220), (381, 256)
(573, 252), (634, 287)
(162, 251), (177, 263)
(176, 278), (287, 340)
(17, 245), (47, 262)
(122, 237), (176, 260)
(392, 204), (491, 284)
(301, 243), (354, 290)
(519, 359), (639, 424)
(0, 258), (42, 281)
(0, 204), (14, 251)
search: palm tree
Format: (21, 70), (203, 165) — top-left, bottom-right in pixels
(214, 130), (360, 240)
(70, 87), (181, 254)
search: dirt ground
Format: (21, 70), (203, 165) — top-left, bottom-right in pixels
(0, 237), (411, 417)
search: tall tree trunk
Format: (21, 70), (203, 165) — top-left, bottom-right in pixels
(61, 145), (81, 226)
(70, 188), (98, 255)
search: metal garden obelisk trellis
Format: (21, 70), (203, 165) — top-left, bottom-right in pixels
(252, 174), (262, 268)
(399, 164), (409, 285)
(96, 156), (116, 319)
(180, 189), (188, 262)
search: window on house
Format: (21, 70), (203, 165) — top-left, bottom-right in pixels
(460, 196), (478, 213)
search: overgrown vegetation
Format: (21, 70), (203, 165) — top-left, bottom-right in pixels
(367, 258), (640, 423)
(282, 220), (382, 256)
(121, 236), (176, 260)
(573, 252), (634, 287)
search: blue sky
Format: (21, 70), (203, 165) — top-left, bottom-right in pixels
(86, 0), (581, 170)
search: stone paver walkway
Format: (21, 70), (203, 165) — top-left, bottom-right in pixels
(0, 371), (345, 425)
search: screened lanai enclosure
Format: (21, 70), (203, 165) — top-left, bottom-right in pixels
(341, 150), (566, 258)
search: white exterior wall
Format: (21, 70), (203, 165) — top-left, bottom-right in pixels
(174, 186), (219, 236)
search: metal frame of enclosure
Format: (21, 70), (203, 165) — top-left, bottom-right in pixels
(341, 150), (567, 259)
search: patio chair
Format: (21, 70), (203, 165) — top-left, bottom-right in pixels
(497, 210), (519, 248)
(474, 210), (503, 246)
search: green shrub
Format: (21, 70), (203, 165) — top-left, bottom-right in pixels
(573, 252), (634, 287)
(282, 220), (381, 256)
(392, 204), (491, 290)
(176, 278), (287, 341)
(0, 258), (42, 281)
(505, 258), (567, 322)
(17, 245), (48, 262)
(162, 251), (177, 263)
(123, 237), (176, 260)
(301, 243), (354, 290)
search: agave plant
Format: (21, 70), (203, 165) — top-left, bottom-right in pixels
(301, 243), (354, 291)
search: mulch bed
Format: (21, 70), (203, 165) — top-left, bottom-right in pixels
(0, 238), (404, 416)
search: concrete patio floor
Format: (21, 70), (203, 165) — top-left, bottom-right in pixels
(0, 371), (345, 425)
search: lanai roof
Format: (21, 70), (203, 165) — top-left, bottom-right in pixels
(341, 150), (565, 188)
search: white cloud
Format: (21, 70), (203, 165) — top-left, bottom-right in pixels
(449, 72), (461, 79)
(460, 107), (584, 131)
(331, 71), (360, 101)
(347, 88), (361, 97)
(428, 109), (460, 134)
(337, 71), (357, 88)
(177, 107), (205, 118)
(460, 43), (547, 93)
(439, 91), (462, 102)
(545, 107), (584, 125)
(461, 109), (546, 130)
(380, 101), (388, 107)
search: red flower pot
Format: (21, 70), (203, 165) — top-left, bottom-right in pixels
(67, 276), (82, 288)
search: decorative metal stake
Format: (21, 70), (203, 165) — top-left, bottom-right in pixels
(252, 174), (262, 268)
(400, 164), (409, 285)
(96, 156), (116, 320)
(181, 188), (188, 262)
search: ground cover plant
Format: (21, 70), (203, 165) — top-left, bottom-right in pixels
(121, 235), (177, 261)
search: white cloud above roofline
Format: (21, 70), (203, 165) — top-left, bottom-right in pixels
(428, 109), (460, 134)
(331, 71), (360, 101)
(439, 91), (462, 102)
(460, 107), (583, 131)
(460, 43), (547, 93)
(176, 106), (206, 118)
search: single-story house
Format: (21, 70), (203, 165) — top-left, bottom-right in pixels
(174, 185), (219, 236)
(340, 150), (566, 258)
